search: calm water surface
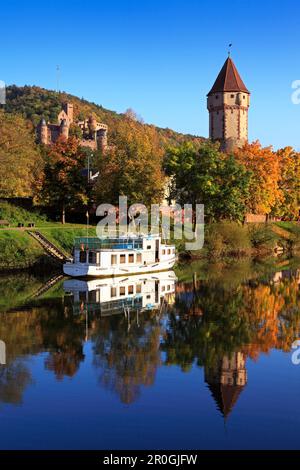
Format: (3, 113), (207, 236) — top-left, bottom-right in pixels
(0, 260), (300, 450)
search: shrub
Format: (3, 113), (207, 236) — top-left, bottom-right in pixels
(205, 222), (252, 259)
(248, 224), (280, 251)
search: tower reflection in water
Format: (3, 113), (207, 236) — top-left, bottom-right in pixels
(205, 352), (247, 418)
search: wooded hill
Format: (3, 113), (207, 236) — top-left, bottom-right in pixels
(5, 85), (205, 149)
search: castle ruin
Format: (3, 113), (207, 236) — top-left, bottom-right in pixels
(37, 102), (108, 152)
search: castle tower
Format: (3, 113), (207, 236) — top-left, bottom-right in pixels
(62, 102), (74, 124)
(88, 115), (98, 140)
(38, 118), (48, 145)
(97, 127), (108, 153)
(207, 57), (250, 152)
(60, 119), (69, 140)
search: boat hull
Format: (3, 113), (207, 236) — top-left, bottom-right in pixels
(63, 258), (176, 278)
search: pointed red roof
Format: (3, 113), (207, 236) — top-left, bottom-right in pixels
(208, 57), (250, 96)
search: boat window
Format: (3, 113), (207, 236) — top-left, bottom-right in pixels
(88, 290), (97, 302)
(111, 287), (117, 298)
(79, 251), (87, 263)
(111, 254), (117, 265)
(146, 294), (151, 300)
(89, 251), (97, 264)
(162, 286), (166, 292)
(128, 285), (134, 294)
(129, 254), (134, 263)
(167, 249), (171, 255)
(120, 286), (126, 296)
(147, 245), (151, 250)
(172, 248), (175, 254)
(136, 284), (142, 294)
(162, 249), (166, 255)
(136, 253), (142, 263)
(120, 254), (126, 264)
(79, 291), (86, 302)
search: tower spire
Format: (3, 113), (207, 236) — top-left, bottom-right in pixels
(228, 43), (233, 57)
(207, 55), (250, 152)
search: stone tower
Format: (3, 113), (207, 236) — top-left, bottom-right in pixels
(39, 118), (48, 145)
(60, 119), (69, 140)
(62, 102), (74, 124)
(207, 56), (250, 152)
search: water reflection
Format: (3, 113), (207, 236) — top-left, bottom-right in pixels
(205, 352), (247, 418)
(0, 266), (299, 417)
(64, 272), (177, 404)
(63, 271), (177, 318)
(163, 267), (300, 416)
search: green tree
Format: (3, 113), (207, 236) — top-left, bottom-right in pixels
(164, 142), (252, 222)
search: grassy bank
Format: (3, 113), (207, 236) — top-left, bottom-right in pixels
(0, 202), (96, 269)
(0, 230), (45, 270)
(0, 202), (300, 271)
(0, 226), (97, 270)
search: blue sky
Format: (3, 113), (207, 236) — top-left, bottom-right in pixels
(1, 0), (300, 149)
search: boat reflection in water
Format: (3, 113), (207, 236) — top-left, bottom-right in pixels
(64, 271), (177, 318)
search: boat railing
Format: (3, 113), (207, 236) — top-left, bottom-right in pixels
(74, 237), (143, 251)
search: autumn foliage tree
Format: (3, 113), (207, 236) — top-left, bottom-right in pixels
(234, 141), (283, 215)
(0, 110), (43, 198)
(40, 136), (88, 223)
(276, 147), (300, 219)
(94, 117), (166, 206)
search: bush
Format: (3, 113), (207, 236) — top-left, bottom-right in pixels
(247, 223), (278, 248)
(205, 222), (252, 259)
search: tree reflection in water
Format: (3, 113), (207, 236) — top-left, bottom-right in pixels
(0, 267), (299, 413)
(163, 268), (300, 416)
(91, 313), (162, 404)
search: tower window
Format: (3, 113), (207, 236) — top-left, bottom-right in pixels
(215, 95), (219, 99)
(231, 94), (234, 98)
(243, 95), (246, 99)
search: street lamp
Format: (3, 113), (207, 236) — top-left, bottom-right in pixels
(87, 153), (93, 184)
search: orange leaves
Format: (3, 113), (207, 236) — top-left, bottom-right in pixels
(234, 141), (284, 215)
(276, 147), (300, 219)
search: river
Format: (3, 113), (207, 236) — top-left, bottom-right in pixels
(0, 258), (300, 449)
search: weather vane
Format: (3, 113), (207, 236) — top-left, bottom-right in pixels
(228, 43), (233, 57)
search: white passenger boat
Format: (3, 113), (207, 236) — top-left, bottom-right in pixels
(64, 270), (177, 316)
(63, 234), (176, 278)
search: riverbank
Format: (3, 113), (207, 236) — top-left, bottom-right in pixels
(0, 202), (300, 272)
(179, 221), (300, 261)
